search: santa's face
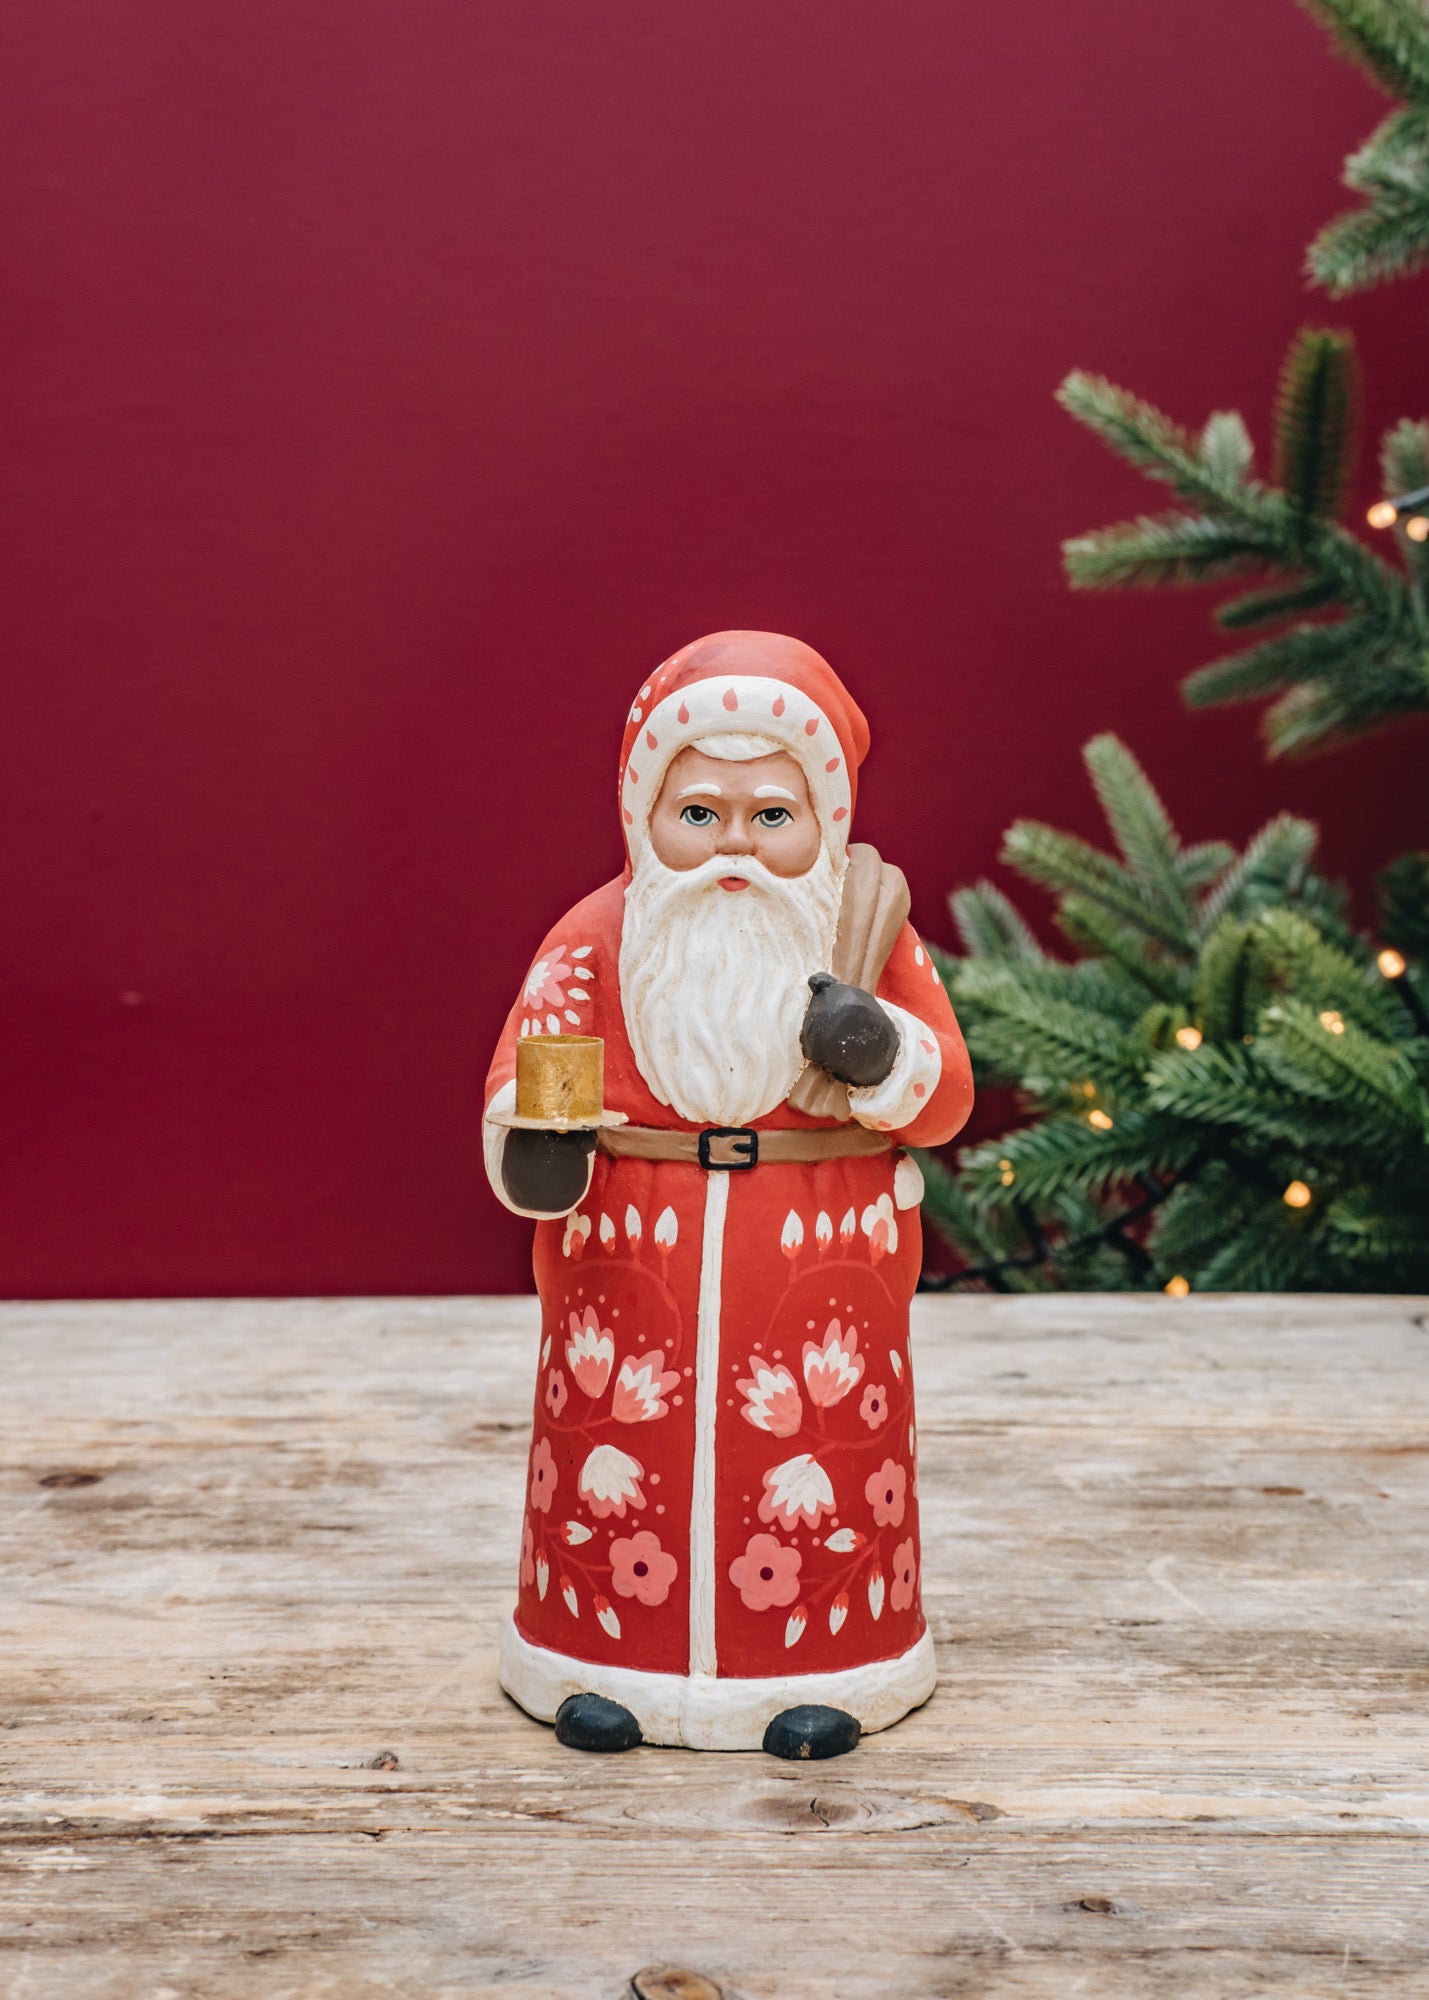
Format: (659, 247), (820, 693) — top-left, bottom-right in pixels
(648, 747), (822, 880)
(620, 739), (844, 1127)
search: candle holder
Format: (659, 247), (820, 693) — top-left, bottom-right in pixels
(487, 1034), (627, 1132)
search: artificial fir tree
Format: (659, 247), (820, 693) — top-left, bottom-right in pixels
(924, 0), (1429, 1292)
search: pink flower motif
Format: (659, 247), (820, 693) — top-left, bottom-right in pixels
(890, 1537), (918, 1613)
(803, 1319), (864, 1407)
(858, 1382), (889, 1429)
(523, 948), (571, 1012)
(545, 1369), (568, 1418)
(520, 1517), (535, 1589)
(578, 1443), (645, 1519)
(565, 1305), (615, 1397)
(758, 1452), (835, 1532)
(610, 1528), (678, 1606)
(611, 1351), (680, 1424)
(728, 1532), (802, 1611)
(861, 1193), (899, 1262)
(529, 1436), (557, 1513)
(866, 1457), (906, 1528)
(737, 1360), (803, 1438)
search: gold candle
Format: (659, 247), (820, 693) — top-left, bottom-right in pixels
(515, 1035), (604, 1125)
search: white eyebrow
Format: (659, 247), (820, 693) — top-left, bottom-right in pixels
(677, 782), (723, 799)
(753, 784), (797, 802)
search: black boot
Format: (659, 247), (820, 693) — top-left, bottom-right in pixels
(762, 1704), (861, 1760)
(554, 1691), (643, 1752)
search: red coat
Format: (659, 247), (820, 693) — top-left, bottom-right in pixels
(485, 873), (973, 1746)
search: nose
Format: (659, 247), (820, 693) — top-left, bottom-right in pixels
(715, 813), (755, 855)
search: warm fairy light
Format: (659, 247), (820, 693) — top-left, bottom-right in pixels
(998, 1157), (1015, 1186)
(1378, 947), (1407, 979)
(1319, 1009), (1345, 1034)
(1175, 1025), (1203, 1050)
(1367, 499), (1399, 529)
(1088, 1108), (1114, 1131)
(1405, 515), (1429, 542)
(1283, 1180), (1313, 1209)
(1164, 1274), (1191, 1298)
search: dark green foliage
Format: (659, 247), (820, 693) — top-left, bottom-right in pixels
(922, 740), (1429, 1293)
(1060, 343), (1429, 758)
(1272, 329), (1360, 527)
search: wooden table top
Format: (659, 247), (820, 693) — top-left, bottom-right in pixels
(2, 1294), (1426, 1998)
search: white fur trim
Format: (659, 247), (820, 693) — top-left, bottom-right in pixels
(482, 1079), (594, 1219)
(847, 1003), (943, 1133)
(688, 1171), (727, 1675)
(622, 675), (853, 860)
(499, 1620), (937, 1750)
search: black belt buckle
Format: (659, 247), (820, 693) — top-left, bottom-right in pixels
(698, 1126), (759, 1171)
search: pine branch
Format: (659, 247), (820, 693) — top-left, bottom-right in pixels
(1378, 851), (1429, 957)
(1184, 617), (1384, 709)
(1298, 0), (1429, 108)
(949, 880), (1046, 962)
(1196, 813), (1318, 933)
(1272, 328), (1360, 527)
(1309, 195), (1429, 292)
(1002, 820), (1193, 951)
(1215, 576), (1341, 629)
(960, 1112), (1200, 1206)
(1063, 512), (1272, 590)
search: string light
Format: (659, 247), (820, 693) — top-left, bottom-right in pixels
(1283, 1179), (1313, 1209)
(1378, 947), (1407, 979)
(1174, 1025), (1203, 1050)
(1367, 482), (1429, 530)
(1088, 1108), (1114, 1131)
(998, 1157), (1015, 1187)
(1164, 1274), (1191, 1297)
(1406, 516), (1429, 543)
(1319, 1009), (1345, 1034)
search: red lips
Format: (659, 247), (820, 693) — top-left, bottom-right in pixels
(718, 876), (750, 891)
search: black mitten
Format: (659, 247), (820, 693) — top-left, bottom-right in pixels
(501, 1127), (597, 1215)
(800, 973), (899, 1088)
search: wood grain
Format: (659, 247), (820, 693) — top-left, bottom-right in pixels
(2, 1294), (1427, 1997)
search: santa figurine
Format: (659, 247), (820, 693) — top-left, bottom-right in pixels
(484, 631), (973, 1758)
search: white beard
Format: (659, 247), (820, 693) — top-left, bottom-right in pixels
(619, 845), (844, 1127)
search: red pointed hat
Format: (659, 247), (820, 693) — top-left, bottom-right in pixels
(617, 631), (870, 864)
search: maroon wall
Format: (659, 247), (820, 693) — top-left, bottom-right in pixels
(3, 1), (1425, 1296)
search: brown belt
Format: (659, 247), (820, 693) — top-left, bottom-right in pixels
(597, 1122), (893, 1169)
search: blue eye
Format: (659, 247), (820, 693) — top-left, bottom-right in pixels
(754, 806), (793, 828)
(679, 803), (717, 827)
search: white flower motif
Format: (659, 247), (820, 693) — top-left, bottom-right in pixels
(814, 1211), (833, 1252)
(540, 1334), (552, 1367)
(839, 1206), (857, 1247)
(803, 1320), (864, 1407)
(560, 1520), (592, 1546)
(625, 1204), (643, 1248)
(578, 1444), (646, 1519)
(784, 1605), (808, 1649)
(561, 1577), (579, 1618)
(596, 1597), (621, 1639)
(829, 1593), (849, 1635)
(824, 1526), (863, 1554)
(535, 1555), (549, 1600)
(737, 1361), (803, 1438)
(599, 1213), (616, 1248)
(860, 1193), (899, 1259)
(758, 1452), (835, 1531)
(868, 1568), (885, 1621)
(653, 1206), (678, 1252)
(571, 945), (593, 960)
(562, 1212), (591, 1259)
(889, 1348), (903, 1379)
(780, 1209), (804, 1259)
(546, 1012), (561, 1036)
